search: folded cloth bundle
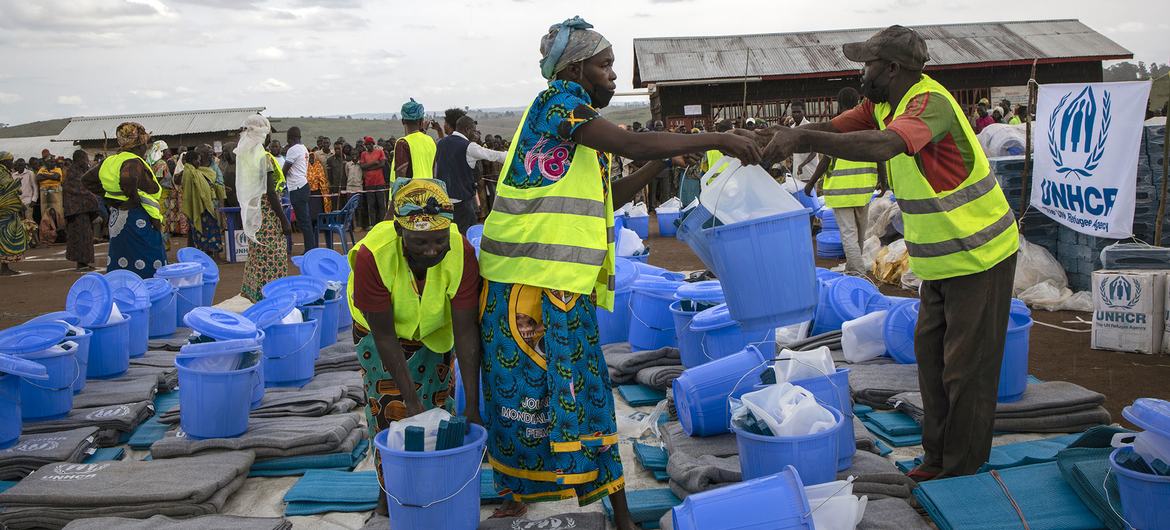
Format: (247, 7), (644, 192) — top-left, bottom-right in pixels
(283, 470), (380, 515)
(72, 375), (159, 410)
(480, 512), (606, 530)
(0, 451), (254, 530)
(666, 451), (741, 499)
(604, 343), (681, 384)
(857, 498), (932, 530)
(853, 415), (885, 455)
(23, 401), (154, 447)
(158, 386), (347, 424)
(890, 382), (1112, 433)
(127, 392), (181, 449)
(302, 370), (364, 403)
(62, 515), (292, 530)
(249, 436), (369, 477)
(636, 365), (685, 391)
(151, 413), (363, 460)
(0, 427), (100, 480)
(314, 341), (361, 374)
(146, 330), (191, 351)
(127, 350), (180, 391)
(661, 421), (739, 458)
(848, 363), (920, 408)
(839, 450), (918, 501)
(329, 398), (358, 414)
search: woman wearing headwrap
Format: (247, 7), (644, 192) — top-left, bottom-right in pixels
(346, 177), (482, 515)
(62, 150), (100, 271)
(178, 145), (226, 258)
(477, 17), (760, 526)
(83, 122), (167, 279)
(145, 141), (176, 249)
(0, 151), (28, 276)
(236, 115), (293, 302)
(392, 98), (437, 180)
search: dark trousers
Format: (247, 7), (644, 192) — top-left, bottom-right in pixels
(289, 185), (317, 251)
(453, 199), (477, 234)
(915, 252), (1017, 477)
(365, 185), (388, 225)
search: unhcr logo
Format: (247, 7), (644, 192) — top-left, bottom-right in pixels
(1100, 276), (1141, 310)
(1048, 86), (1111, 178)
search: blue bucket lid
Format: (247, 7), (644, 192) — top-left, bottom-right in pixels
(675, 281), (724, 303)
(66, 272), (113, 327)
(178, 336), (261, 358)
(177, 247), (220, 281)
(0, 322), (69, 356)
(614, 258), (639, 291)
(0, 352), (49, 380)
(830, 276), (879, 316)
(633, 275), (683, 295)
(1123, 398), (1170, 439)
(154, 262), (203, 280)
(183, 307), (259, 340)
(291, 255), (304, 271)
(300, 248), (351, 282)
(242, 293), (298, 330)
(689, 303), (738, 332)
(106, 269), (151, 309)
(631, 261), (669, 278)
(27, 311), (82, 327)
(816, 230), (842, 244)
(262, 276), (328, 306)
(143, 278), (174, 301)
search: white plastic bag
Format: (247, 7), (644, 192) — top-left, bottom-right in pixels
(627, 202), (649, 217)
(280, 308), (304, 325)
(861, 236), (881, 272)
(656, 197), (683, 213)
(616, 228), (645, 257)
(698, 158), (802, 225)
(386, 408), (453, 452)
(775, 346), (834, 383)
(1014, 236), (1068, 295)
(775, 321), (811, 348)
(807, 478), (867, 530)
(740, 382), (792, 436)
(106, 302), (125, 324)
(842, 311), (888, 363)
(774, 384), (837, 436)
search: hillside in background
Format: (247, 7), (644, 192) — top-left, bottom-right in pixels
(0, 119), (71, 139)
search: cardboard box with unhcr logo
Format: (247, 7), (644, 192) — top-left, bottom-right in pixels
(1091, 270), (1165, 354)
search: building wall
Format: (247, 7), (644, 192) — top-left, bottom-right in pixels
(649, 61), (1105, 127)
(77, 131), (243, 156)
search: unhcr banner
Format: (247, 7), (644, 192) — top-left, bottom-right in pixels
(1030, 81), (1151, 237)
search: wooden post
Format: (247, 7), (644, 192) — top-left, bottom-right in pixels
(1156, 95), (1170, 245)
(1019, 59), (1038, 221)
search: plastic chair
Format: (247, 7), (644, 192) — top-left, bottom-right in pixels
(317, 193), (362, 252)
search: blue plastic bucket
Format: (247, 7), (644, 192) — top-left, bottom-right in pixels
(66, 273), (113, 328)
(687, 304), (771, 368)
(299, 248), (351, 334)
(677, 204), (718, 270)
(256, 318), (319, 388)
(144, 278), (177, 338)
(155, 262), (204, 327)
(657, 211), (680, 237)
(25, 314), (91, 394)
(811, 276), (879, 335)
(177, 247), (220, 307)
(670, 301), (701, 366)
(598, 258), (639, 346)
(375, 423), (488, 530)
(453, 365), (485, 418)
(794, 188), (820, 213)
(122, 302), (150, 359)
(1110, 447), (1170, 530)
(0, 323), (74, 422)
(998, 304), (1033, 403)
(627, 214), (650, 239)
(734, 404), (844, 484)
(106, 270), (151, 359)
(628, 276), (684, 351)
(175, 340), (261, 439)
(675, 281), (724, 312)
(612, 216), (625, 252)
(631, 261), (669, 278)
(815, 230), (845, 259)
(672, 464), (812, 530)
(673, 344), (769, 437)
(789, 368), (855, 471)
(86, 317), (131, 378)
(0, 354), (49, 449)
(316, 296), (341, 349)
(883, 299), (919, 364)
(707, 209), (817, 331)
(818, 208), (839, 231)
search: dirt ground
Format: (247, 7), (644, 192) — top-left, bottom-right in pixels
(3, 216), (1168, 424)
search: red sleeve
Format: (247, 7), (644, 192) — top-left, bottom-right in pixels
(885, 92), (946, 156)
(451, 237), (481, 311)
(393, 140), (411, 177)
(352, 246), (392, 314)
(830, 100), (878, 132)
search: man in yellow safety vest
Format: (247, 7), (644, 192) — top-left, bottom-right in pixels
(752, 25), (1018, 480)
(392, 98), (438, 181)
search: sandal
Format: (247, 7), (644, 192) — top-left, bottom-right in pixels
(489, 501), (528, 519)
(906, 465), (940, 482)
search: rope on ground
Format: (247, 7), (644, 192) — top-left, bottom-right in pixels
(1033, 319), (1092, 333)
(991, 469), (1032, 530)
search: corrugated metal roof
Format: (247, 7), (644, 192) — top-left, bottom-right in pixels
(55, 107), (266, 142)
(0, 136), (66, 160)
(633, 20), (1132, 85)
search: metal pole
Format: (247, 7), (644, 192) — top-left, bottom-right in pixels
(1156, 77), (1170, 245)
(1020, 59), (1038, 221)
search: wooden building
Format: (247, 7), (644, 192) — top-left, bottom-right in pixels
(632, 20), (1131, 129)
(53, 107), (267, 154)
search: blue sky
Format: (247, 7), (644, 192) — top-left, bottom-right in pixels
(0, 0), (1166, 124)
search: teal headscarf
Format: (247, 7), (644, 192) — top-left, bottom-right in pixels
(401, 98), (425, 121)
(539, 16), (611, 80)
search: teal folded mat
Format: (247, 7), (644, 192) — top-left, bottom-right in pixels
(860, 413), (922, 447)
(873, 439), (893, 456)
(915, 461), (1103, 530)
(896, 426), (1131, 473)
(0, 481), (16, 494)
(618, 384), (666, 407)
(481, 468), (506, 504)
(602, 488), (680, 527)
(127, 391), (181, 449)
(284, 470), (380, 515)
(1057, 447), (1127, 530)
(634, 442), (668, 471)
(84, 447), (125, 463)
(250, 438), (369, 477)
(866, 410), (922, 436)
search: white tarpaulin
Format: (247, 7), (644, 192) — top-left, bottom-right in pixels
(1030, 81), (1152, 238)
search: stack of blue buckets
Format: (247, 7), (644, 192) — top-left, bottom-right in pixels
(814, 208), (845, 259)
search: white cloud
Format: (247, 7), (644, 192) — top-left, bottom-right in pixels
(252, 46), (286, 61)
(174, 86), (196, 95)
(57, 95), (83, 105)
(249, 78), (292, 93)
(130, 89), (169, 99)
(1107, 21), (1147, 33)
(0, 92), (21, 104)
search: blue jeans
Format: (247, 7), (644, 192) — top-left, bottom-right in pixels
(289, 185), (317, 252)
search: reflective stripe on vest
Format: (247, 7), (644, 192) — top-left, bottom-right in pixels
(874, 74), (1018, 280)
(98, 151), (163, 222)
(395, 132), (437, 180)
(705, 150), (729, 173)
(345, 222), (464, 352)
(267, 153), (286, 193)
(822, 158), (877, 208)
(478, 105), (616, 310)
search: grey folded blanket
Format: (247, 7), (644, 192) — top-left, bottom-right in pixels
(63, 515), (292, 530)
(857, 498), (932, 530)
(838, 450), (918, 500)
(0, 451), (254, 530)
(158, 386), (347, 424)
(22, 401), (154, 447)
(0, 427), (100, 480)
(667, 451), (741, 499)
(636, 365), (685, 391)
(314, 341), (361, 373)
(151, 413), (362, 459)
(848, 363), (920, 408)
(128, 350), (180, 392)
(302, 370), (365, 403)
(73, 375), (159, 410)
(146, 329), (192, 351)
(661, 421), (739, 458)
(854, 415), (884, 456)
(604, 343), (681, 384)
(890, 382), (1113, 433)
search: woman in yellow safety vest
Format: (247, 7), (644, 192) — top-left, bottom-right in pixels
(83, 121), (167, 279)
(477, 17), (761, 527)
